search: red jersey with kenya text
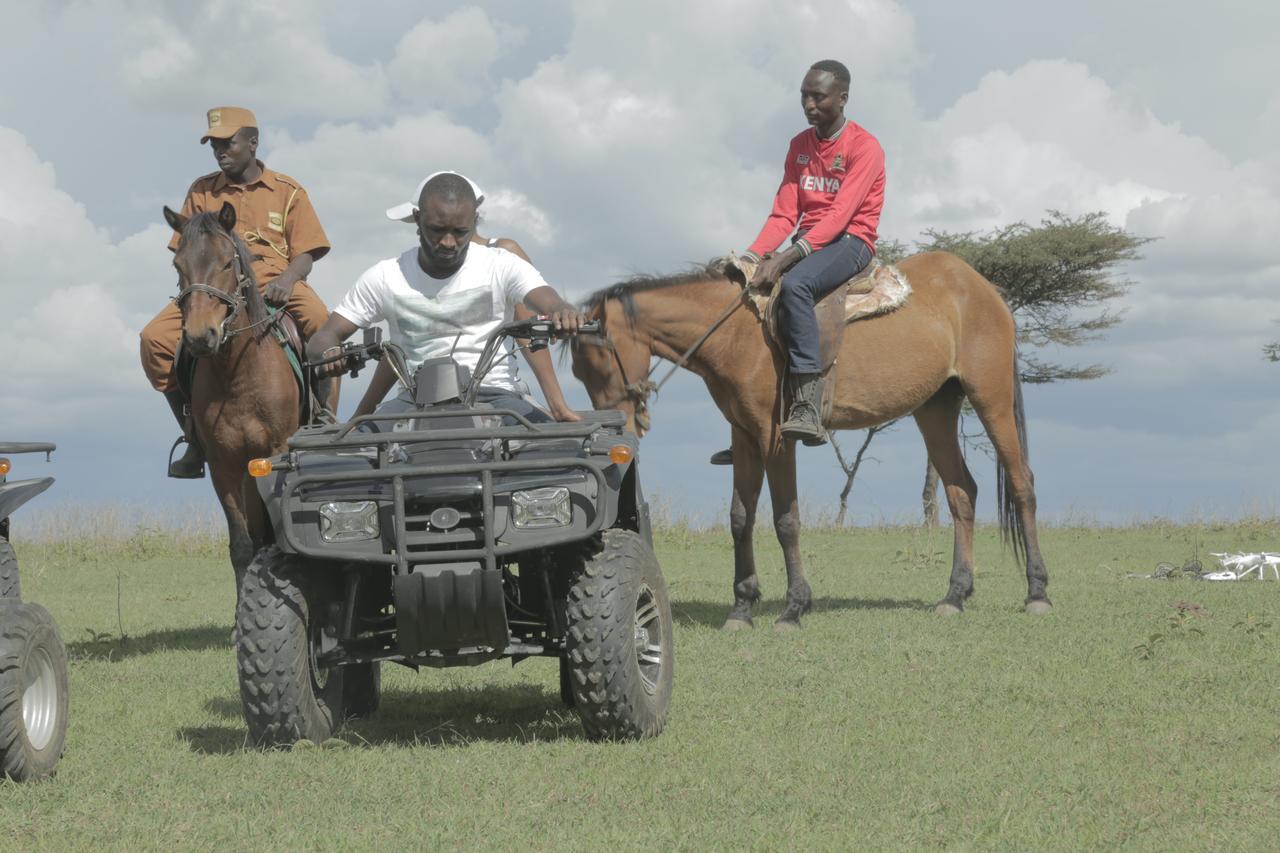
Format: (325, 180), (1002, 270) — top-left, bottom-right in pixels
(747, 119), (885, 259)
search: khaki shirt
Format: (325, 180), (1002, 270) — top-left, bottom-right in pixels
(168, 161), (330, 283)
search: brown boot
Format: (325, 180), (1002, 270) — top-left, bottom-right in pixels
(780, 372), (827, 446)
(164, 389), (206, 479)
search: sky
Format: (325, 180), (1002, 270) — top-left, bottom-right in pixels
(2, 0), (1279, 529)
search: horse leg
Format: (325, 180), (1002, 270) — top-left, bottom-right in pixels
(766, 441), (811, 630)
(912, 385), (979, 615)
(965, 376), (1051, 614)
(208, 461), (254, 604)
(724, 425), (765, 630)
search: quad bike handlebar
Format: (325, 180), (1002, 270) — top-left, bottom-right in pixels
(0, 443), (56, 457)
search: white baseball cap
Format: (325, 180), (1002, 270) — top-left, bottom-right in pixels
(385, 171), (485, 222)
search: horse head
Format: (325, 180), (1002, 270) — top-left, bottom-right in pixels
(569, 297), (654, 437)
(164, 202), (259, 358)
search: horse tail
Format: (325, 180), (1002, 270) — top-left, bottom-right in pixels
(996, 354), (1029, 563)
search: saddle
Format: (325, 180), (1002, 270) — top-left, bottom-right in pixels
(175, 307), (313, 421)
(721, 252), (912, 420)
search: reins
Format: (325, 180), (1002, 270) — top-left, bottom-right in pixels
(582, 290), (745, 431)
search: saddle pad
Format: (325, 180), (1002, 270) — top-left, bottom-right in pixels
(721, 253), (912, 376)
(725, 254), (911, 326)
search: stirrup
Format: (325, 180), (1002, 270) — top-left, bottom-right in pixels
(167, 435), (206, 479)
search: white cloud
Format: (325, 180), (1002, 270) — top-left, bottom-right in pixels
(0, 127), (167, 430)
(115, 0), (390, 119)
(483, 189), (555, 246)
(1127, 187), (1280, 274)
(388, 8), (522, 105)
(884, 56), (1280, 420)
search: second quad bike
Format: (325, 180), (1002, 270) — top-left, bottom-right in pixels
(0, 442), (70, 782)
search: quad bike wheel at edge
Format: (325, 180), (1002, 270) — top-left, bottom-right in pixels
(0, 601), (70, 782)
(565, 529), (674, 741)
(0, 538), (18, 600)
(236, 546), (346, 748)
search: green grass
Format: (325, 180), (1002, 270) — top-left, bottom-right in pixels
(3, 520), (1279, 850)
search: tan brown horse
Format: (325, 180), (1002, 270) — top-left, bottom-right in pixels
(569, 251), (1050, 628)
(162, 203), (301, 596)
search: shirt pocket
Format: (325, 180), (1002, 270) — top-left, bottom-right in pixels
(240, 207), (290, 279)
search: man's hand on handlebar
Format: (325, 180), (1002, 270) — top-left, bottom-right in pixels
(547, 306), (584, 335)
(310, 339), (383, 379)
(505, 315), (599, 341)
(311, 344), (355, 379)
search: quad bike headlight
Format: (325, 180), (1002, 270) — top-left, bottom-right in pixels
(318, 501), (380, 542)
(511, 487), (571, 529)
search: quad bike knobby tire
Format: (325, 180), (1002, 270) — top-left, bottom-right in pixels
(565, 529), (673, 740)
(0, 601), (70, 781)
(0, 537), (19, 600)
(236, 546), (345, 748)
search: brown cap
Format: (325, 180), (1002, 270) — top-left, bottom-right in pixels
(201, 106), (257, 143)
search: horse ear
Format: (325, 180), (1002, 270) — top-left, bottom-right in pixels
(217, 201), (237, 232)
(163, 205), (187, 233)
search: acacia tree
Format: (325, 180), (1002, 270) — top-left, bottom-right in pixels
(829, 211), (1151, 524)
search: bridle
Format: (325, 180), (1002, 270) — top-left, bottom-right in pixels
(578, 293), (744, 434)
(174, 230), (277, 348)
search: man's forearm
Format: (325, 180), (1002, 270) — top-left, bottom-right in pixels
(524, 288), (574, 315)
(525, 347), (567, 404)
(305, 328), (342, 362)
(354, 358), (398, 417)
(277, 253), (314, 288)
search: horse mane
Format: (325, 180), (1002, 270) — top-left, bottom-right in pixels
(579, 261), (730, 324)
(180, 212), (269, 328)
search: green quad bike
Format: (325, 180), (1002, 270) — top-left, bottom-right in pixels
(238, 318), (673, 747)
(0, 442), (69, 782)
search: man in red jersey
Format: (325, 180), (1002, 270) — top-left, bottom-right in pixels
(741, 59), (885, 448)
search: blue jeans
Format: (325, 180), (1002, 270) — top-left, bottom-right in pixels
(777, 233), (873, 374)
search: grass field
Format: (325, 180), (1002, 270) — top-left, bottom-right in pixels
(2, 518), (1279, 849)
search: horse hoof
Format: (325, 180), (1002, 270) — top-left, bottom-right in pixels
(772, 619), (800, 633)
(1025, 599), (1053, 615)
(722, 617), (753, 631)
(934, 602), (962, 616)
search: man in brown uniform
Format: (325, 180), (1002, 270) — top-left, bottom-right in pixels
(140, 106), (332, 478)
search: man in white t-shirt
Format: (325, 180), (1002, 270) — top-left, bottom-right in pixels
(306, 173), (583, 421)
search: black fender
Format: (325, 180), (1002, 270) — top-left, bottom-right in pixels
(615, 462), (653, 546)
(0, 478), (53, 523)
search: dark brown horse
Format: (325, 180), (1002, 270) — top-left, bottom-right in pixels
(162, 203), (301, 595)
(569, 251), (1050, 628)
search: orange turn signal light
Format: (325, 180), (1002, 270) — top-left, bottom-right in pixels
(0, 459), (9, 476)
(247, 458), (273, 478)
(608, 445), (633, 465)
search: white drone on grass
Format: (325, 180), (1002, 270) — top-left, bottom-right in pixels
(1205, 552), (1280, 581)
